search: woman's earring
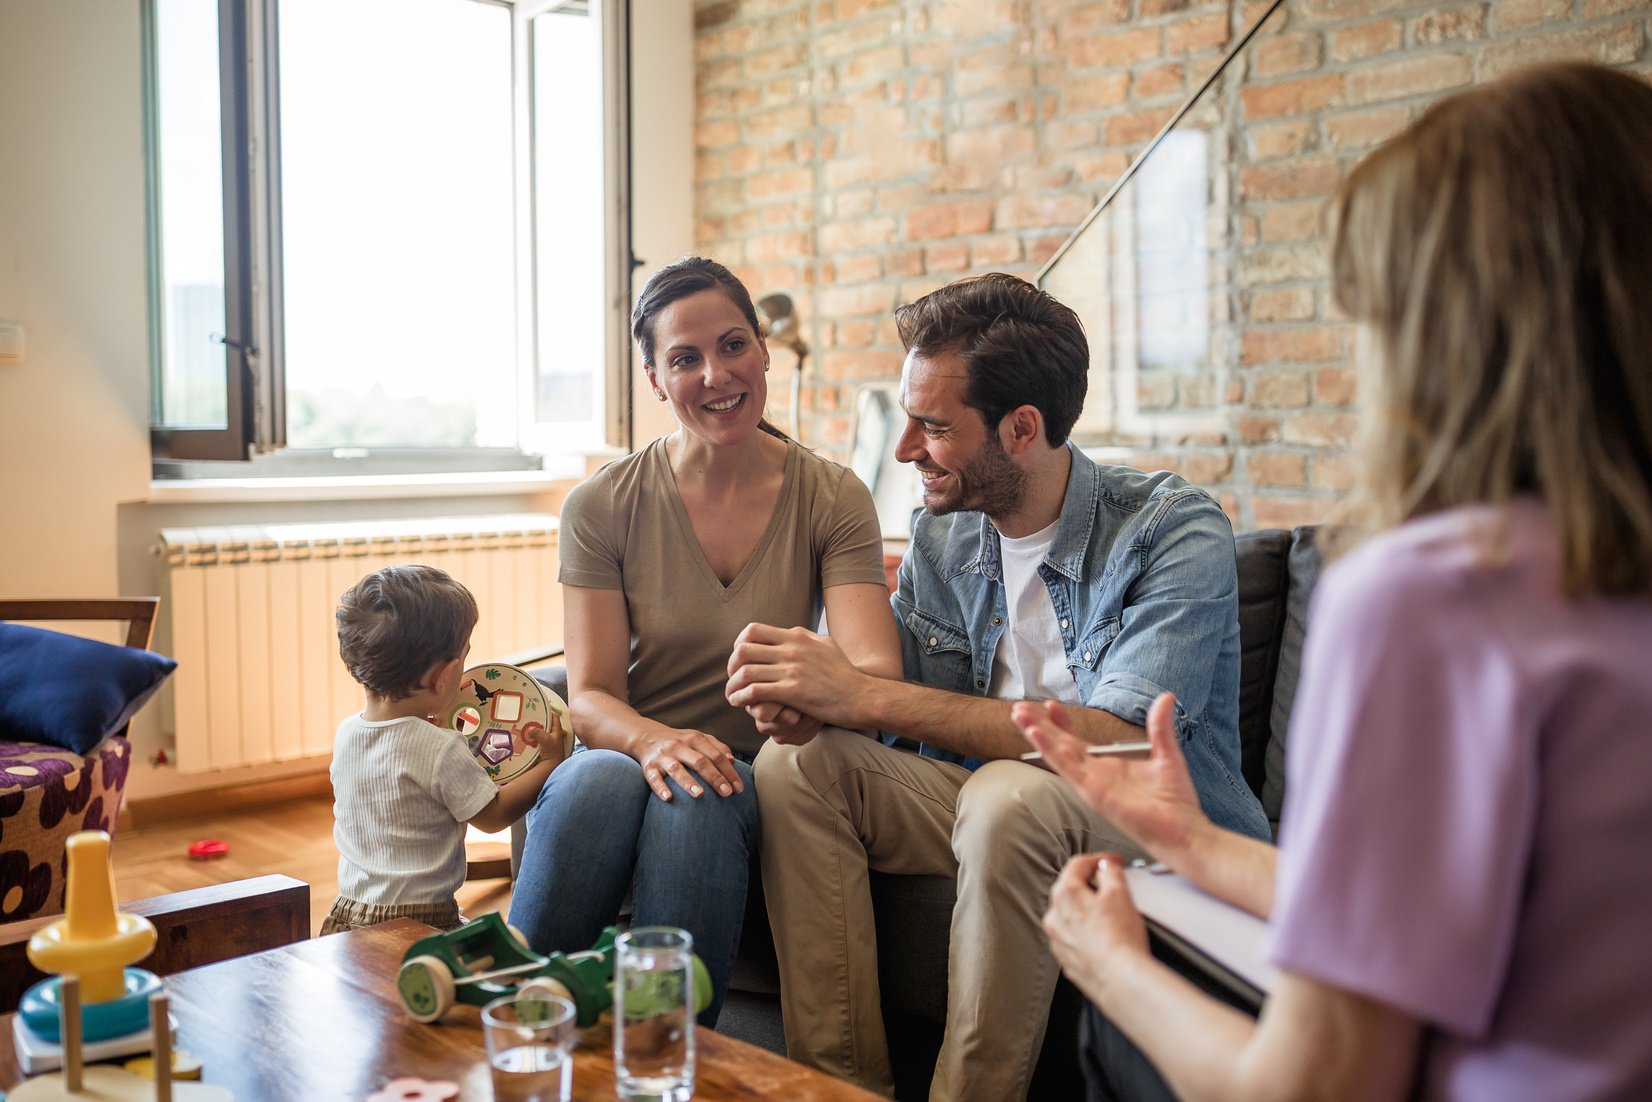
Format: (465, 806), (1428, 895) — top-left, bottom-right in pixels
(654, 388), (667, 401)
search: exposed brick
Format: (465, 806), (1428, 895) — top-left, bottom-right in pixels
(1348, 54), (1472, 106)
(1582, 0), (1649, 15)
(1134, 63), (1187, 100)
(1138, 374), (1178, 410)
(1181, 372), (1244, 407)
(1315, 366), (1359, 406)
(1248, 370), (1313, 408)
(1106, 106), (1176, 146)
(1250, 32), (1325, 79)
(1248, 451), (1308, 487)
(905, 199), (994, 241)
(820, 282), (900, 318)
(1411, 5), (1488, 46)
(1027, 234), (1068, 267)
(1250, 287), (1316, 323)
(886, 247), (924, 278)
(1492, 0), (1569, 33)
(1260, 200), (1329, 243)
(832, 253), (883, 284)
(1243, 326), (1348, 365)
(696, 119), (741, 149)
(971, 234), (1023, 266)
(1330, 19), (1402, 62)
(1240, 158), (1344, 201)
(1177, 451), (1234, 486)
(1253, 495), (1335, 529)
(1280, 412), (1358, 448)
(1063, 71), (1132, 113)
(746, 231), (813, 264)
(821, 348), (902, 381)
(818, 218), (898, 253)
(924, 241), (970, 273)
(1242, 75), (1345, 120)
(747, 168), (814, 199)
(1241, 244), (1328, 286)
(996, 194), (1095, 230)
(1312, 453), (1358, 492)
(945, 126), (1038, 163)
(1481, 25), (1643, 79)
(1249, 119), (1315, 161)
(1239, 415), (1281, 445)
(1323, 105), (1413, 151)
(1166, 12), (1230, 55)
(1067, 26), (1163, 69)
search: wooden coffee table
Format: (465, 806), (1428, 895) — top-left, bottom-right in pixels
(0, 920), (880, 1101)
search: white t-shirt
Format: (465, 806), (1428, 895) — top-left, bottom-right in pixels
(330, 713), (498, 906)
(988, 519), (1080, 705)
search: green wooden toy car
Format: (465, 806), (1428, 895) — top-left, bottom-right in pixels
(395, 913), (711, 1026)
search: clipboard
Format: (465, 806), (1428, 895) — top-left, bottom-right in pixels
(1126, 864), (1274, 1014)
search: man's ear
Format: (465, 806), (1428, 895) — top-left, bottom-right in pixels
(998, 404), (1044, 455)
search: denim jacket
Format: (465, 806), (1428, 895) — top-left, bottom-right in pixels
(891, 445), (1271, 840)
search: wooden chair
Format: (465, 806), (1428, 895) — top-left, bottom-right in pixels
(0, 598), (164, 922)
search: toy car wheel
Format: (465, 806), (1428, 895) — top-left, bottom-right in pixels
(506, 922), (531, 950)
(398, 954), (457, 1023)
(519, 976), (574, 1004)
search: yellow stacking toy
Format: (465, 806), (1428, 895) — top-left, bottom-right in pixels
(29, 831), (158, 1003)
(11, 830), (233, 1101)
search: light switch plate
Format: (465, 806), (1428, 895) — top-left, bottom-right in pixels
(0, 321), (23, 366)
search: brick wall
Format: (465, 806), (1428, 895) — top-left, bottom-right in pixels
(691, 0), (1652, 528)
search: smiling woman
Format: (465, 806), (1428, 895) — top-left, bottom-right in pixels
(507, 258), (903, 1027)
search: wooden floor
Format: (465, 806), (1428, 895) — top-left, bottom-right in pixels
(109, 794), (515, 935)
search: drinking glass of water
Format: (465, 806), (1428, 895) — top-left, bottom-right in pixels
(614, 927), (696, 1102)
(482, 991), (576, 1102)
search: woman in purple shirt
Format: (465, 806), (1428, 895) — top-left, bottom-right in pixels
(1016, 62), (1652, 1101)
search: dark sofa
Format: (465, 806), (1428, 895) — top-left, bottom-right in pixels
(516, 525), (1322, 1099)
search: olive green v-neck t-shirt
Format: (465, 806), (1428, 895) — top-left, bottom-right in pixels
(557, 436), (887, 757)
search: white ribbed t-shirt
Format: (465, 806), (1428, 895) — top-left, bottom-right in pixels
(988, 518), (1080, 705)
(330, 713), (499, 906)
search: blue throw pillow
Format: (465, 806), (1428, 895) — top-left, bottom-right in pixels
(0, 622), (178, 755)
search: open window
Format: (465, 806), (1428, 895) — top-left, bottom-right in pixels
(144, 0), (632, 474)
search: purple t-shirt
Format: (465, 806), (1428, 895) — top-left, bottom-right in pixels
(1268, 501), (1652, 1099)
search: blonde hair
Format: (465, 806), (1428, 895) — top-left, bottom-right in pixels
(1331, 62), (1652, 597)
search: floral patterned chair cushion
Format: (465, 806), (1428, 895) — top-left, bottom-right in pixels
(0, 736), (131, 923)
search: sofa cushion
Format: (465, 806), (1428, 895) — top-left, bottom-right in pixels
(0, 623), (177, 754)
(1262, 526), (1323, 830)
(1233, 530), (1292, 800)
(0, 736), (132, 922)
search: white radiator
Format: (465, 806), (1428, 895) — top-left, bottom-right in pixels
(155, 514), (560, 774)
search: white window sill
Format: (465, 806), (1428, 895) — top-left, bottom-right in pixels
(147, 461), (597, 505)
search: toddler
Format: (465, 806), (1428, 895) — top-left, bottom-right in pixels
(321, 564), (559, 934)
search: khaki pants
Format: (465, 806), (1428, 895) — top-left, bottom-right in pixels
(755, 729), (1144, 1102)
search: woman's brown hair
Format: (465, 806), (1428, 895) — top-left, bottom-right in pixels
(1331, 62), (1652, 596)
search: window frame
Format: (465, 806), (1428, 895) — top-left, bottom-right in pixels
(144, 0), (632, 469)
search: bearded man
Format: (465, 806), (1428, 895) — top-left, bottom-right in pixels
(725, 273), (1270, 1102)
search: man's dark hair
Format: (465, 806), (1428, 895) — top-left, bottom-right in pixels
(336, 565), (477, 700)
(894, 272), (1089, 446)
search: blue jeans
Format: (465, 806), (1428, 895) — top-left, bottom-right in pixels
(507, 747), (758, 1026)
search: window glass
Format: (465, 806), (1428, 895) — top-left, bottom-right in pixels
(277, 0), (516, 449)
(153, 0), (229, 429)
(532, 7), (605, 433)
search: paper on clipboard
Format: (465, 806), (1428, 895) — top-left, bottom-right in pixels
(1125, 866), (1279, 1000)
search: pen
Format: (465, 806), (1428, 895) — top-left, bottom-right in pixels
(1019, 739), (1151, 761)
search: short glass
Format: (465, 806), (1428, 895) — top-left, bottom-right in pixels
(614, 927), (696, 1102)
(482, 991), (577, 1102)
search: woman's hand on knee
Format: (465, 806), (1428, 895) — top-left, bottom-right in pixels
(637, 730), (745, 801)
